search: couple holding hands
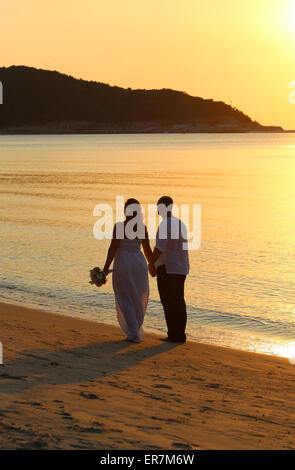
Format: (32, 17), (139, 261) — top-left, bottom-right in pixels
(102, 196), (189, 344)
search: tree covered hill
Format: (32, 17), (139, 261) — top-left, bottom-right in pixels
(0, 66), (283, 133)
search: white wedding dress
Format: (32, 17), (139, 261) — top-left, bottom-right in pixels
(112, 236), (149, 342)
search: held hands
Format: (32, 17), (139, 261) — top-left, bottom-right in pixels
(148, 263), (156, 277)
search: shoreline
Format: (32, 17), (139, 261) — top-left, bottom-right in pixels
(0, 297), (285, 359)
(1, 301), (295, 449)
(0, 129), (289, 135)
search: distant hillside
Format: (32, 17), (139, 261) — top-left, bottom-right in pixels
(0, 66), (283, 134)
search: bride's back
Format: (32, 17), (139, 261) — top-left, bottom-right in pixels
(118, 237), (142, 252)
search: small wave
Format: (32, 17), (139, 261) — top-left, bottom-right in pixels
(187, 305), (295, 340)
(2, 280), (295, 342)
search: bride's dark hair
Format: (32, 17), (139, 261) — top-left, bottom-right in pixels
(124, 198), (141, 218)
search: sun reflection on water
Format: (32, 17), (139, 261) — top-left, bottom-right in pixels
(270, 342), (295, 364)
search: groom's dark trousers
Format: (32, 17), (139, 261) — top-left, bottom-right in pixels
(157, 264), (187, 342)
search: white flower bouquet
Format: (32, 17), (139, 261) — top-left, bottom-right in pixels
(89, 267), (107, 287)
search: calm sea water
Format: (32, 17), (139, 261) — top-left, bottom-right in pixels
(1, 133), (295, 358)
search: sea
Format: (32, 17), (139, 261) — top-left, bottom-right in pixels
(1, 133), (295, 358)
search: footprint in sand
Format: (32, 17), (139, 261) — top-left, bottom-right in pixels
(59, 411), (73, 421)
(172, 442), (192, 449)
(14, 400), (42, 407)
(69, 423), (105, 434)
(26, 439), (47, 449)
(206, 383), (220, 389)
(80, 392), (99, 400)
(0, 372), (27, 381)
(153, 384), (172, 389)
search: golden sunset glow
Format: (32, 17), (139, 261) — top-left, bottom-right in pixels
(1, 1), (295, 127)
(271, 342), (295, 363)
(284, 1), (295, 32)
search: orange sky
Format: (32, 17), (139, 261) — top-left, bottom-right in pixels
(2, 0), (295, 128)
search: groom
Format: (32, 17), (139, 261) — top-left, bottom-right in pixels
(153, 196), (189, 343)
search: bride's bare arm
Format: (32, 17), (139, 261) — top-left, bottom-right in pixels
(142, 227), (156, 276)
(103, 225), (120, 274)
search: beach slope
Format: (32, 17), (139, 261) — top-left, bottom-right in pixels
(1, 303), (295, 449)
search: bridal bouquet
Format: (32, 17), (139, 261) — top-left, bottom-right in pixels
(89, 267), (107, 287)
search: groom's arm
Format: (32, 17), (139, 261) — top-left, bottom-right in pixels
(153, 219), (169, 263)
(153, 238), (168, 263)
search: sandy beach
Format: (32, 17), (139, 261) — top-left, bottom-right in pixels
(1, 302), (295, 450)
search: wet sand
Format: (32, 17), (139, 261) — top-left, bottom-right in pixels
(1, 302), (295, 449)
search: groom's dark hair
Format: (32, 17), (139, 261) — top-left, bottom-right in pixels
(157, 196), (173, 208)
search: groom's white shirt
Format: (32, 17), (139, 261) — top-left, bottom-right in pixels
(155, 216), (190, 275)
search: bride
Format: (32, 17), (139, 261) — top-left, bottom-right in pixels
(102, 199), (155, 342)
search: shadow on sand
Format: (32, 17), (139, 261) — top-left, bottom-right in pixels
(0, 339), (179, 394)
